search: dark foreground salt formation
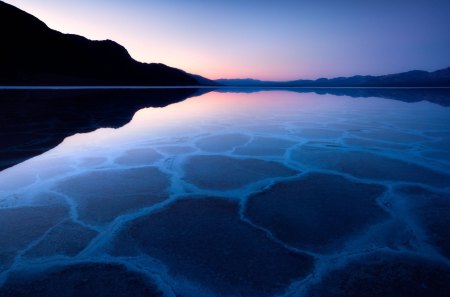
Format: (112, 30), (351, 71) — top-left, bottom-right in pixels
(111, 198), (314, 296)
(305, 253), (450, 297)
(0, 205), (68, 272)
(55, 167), (170, 225)
(395, 187), (450, 259)
(0, 263), (163, 297)
(291, 144), (450, 187)
(183, 155), (298, 190)
(245, 173), (388, 253)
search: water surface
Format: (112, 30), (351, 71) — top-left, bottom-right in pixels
(0, 89), (449, 296)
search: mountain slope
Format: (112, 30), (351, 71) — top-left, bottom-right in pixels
(0, 1), (215, 86)
(217, 67), (450, 87)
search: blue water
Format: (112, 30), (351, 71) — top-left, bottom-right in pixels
(0, 90), (449, 296)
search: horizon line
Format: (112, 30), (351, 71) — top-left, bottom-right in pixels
(1, 86), (450, 90)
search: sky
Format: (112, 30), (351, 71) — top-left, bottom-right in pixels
(4, 0), (450, 80)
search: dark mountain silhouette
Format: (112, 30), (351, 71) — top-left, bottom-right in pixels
(0, 1), (216, 86)
(0, 88), (212, 171)
(217, 67), (450, 87)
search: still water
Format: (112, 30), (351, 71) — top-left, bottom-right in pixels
(0, 89), (449, 296)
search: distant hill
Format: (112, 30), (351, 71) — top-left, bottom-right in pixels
(0, 1), (216, 86)
(217, 67), (450, 87)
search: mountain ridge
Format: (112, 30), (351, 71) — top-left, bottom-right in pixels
(217, 67), (450, 87)
(0, 1), (216, 86)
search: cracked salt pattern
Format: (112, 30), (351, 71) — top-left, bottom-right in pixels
(0, 90), (449, 296)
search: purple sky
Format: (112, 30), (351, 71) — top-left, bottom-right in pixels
(5, 0), (450, 80)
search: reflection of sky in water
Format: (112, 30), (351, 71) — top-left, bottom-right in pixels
(0, 91), (450, 296)
(2, 91), (449, 191)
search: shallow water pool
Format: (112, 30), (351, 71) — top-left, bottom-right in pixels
(0, 89), (449, 297)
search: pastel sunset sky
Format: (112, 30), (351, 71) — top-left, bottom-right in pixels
(5, 0), (450, 80)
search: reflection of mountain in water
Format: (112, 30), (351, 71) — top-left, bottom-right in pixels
(303, 88), (450, 106)
(0, 88), (210, 171)
(1, 87), (449, 171)
(217, 87), (450, 106)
